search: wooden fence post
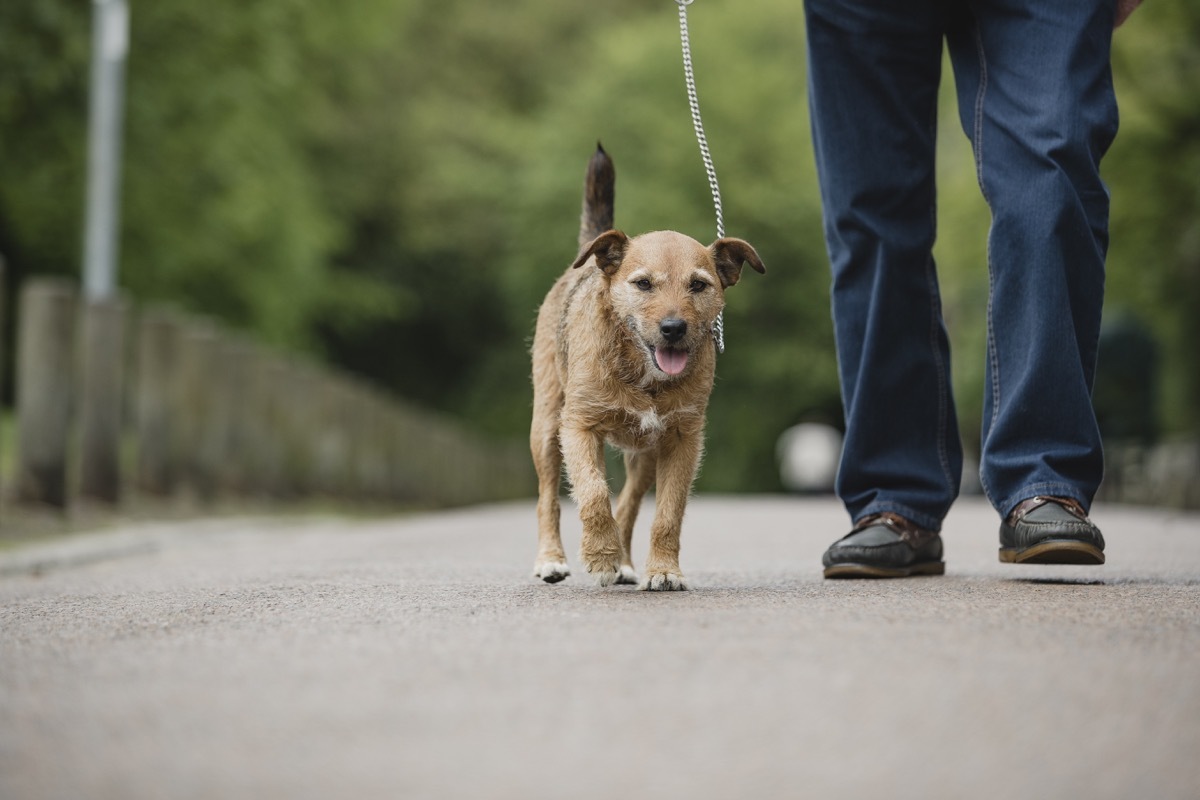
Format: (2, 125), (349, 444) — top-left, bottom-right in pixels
(221, 337), (255, 497)
(200, 331), (236, 500)
(277, 359), (313, 498)
(135, 308), (183, 496)
(78, 295), (128, 504)
(259, 356), (288, 498)
(176, 320), (221, 502)
(311, 373), (345, 498)
(15, 278), (77, 509)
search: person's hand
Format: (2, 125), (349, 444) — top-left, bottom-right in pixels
(1115, 0), (1144, 28)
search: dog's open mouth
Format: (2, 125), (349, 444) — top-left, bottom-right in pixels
(653, 346), (689, 376)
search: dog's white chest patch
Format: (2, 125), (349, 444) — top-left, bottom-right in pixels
(637, 408), (664, 435)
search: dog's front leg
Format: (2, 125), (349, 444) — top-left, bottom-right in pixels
(640, 428), (702, 591)
(612, 449), (657, 585)
(560, 425), (623, 586)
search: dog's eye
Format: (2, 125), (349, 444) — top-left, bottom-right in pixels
(689, 279), (710, 293)
(634, 278), (653, 291)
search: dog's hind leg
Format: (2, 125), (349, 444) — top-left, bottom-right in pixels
(531, 421), (570, 583)
(613, 450), (657, 585)
(531, 425), (571, 583)
(530, 363), (570, 583)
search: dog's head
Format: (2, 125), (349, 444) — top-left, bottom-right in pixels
(571, 229), (765, 381)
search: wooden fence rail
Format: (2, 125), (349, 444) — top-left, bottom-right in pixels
(6, 276), (533, 514)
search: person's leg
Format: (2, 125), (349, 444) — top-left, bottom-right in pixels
(945, 0), (1118, 519)
(805, 0), (963, 533)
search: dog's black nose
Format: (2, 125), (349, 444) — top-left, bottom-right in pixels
(660, 318), (687, 343)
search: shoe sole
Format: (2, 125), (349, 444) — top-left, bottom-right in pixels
(998, 540), (1105, 565)
(823, 561), (945, 579)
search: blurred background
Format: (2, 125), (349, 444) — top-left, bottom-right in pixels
(0, 0), (1196, 500)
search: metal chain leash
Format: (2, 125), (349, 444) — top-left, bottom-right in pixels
(675, 0), (727, 353)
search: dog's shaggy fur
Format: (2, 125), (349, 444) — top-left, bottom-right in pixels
(530, 145), (764, 590)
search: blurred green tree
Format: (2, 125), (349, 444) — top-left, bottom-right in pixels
(1, 0), (1196, 493)
(480, 0), (840, 490)
(1105, 0), (1200, 435)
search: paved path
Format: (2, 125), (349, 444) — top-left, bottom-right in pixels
(2, 496), (1199, 799)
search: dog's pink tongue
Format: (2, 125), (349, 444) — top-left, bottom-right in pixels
(655, 347), (688, 376)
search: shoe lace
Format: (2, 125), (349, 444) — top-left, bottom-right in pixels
(1009, 496), (1088, 524)
(853, 512), (934, 545)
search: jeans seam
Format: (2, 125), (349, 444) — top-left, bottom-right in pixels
(973, 21), (1002, 511)
(926, 91), (954, 500)
(974, 25), (999, 430)
(971, 24), (990, 208)
(925, 254), (954, 494)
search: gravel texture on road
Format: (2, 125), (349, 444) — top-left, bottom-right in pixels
(2, 496), (1199, 799)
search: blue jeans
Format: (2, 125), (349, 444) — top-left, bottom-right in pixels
(804, 0), (1119, 529)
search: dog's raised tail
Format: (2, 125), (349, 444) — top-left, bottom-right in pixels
(579, 142), (615, 247)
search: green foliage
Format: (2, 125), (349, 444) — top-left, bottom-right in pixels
(0, 4), (90, 277)
(1105, 0), (1200, 433)
(463, 0), (842, 490)
(1, 0), (1196, 492)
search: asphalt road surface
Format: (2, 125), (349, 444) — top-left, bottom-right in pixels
(2, 496), (1199, 799)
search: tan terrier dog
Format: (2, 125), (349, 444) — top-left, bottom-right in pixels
(529, 145), (765, 590)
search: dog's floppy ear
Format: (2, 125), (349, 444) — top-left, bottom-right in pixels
(572, 229), (629, 276)
(709, 237), (766, 288)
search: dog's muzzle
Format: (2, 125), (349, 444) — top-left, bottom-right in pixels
(660, 318), (687, 343)
(652, 318), (690, 376)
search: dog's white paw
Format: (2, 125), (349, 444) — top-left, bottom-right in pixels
(639, 571), (689, 591)
(534, 560), (571, 584)
(591, 569), (620, 587)
(615, 565), (639, 585)
(581, 552), (623, 587)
